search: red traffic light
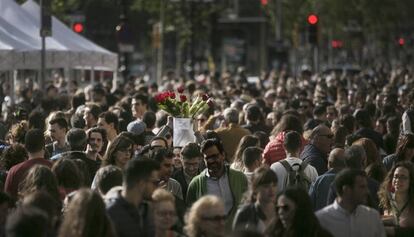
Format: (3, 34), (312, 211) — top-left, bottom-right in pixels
(307, 14), (318, 25)
(331, 40), (343, 48)
(398, 37), (405, 46)
(72, 23), (84, 33)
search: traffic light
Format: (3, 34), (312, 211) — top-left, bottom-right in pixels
(331, 40), (343, 49)
(72, 22), (84, 33)
(307, 14), (318, 45)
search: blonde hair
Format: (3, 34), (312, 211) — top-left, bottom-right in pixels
(184, 195), (224, 237)
(152, 188), (175, 205)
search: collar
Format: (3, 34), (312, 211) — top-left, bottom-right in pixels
(333, 199), (360, 216)
(205, 165), (228, 180)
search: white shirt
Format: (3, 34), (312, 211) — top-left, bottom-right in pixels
(270, 157), (318, 191)
(316, 200), (386, 237)
(206, 170), (233, 215)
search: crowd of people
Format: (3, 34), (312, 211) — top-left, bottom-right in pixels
(0, 64), (413, 237)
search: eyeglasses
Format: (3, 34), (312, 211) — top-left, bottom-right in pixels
(201, 215), (226, 221)
(318, 134), (334, 139)
(393, 175), (409, 181)
(276, 205), (291, 212)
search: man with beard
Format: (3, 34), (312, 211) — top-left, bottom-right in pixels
(186, 139), (248, 230)
(85, 127), (107, 162)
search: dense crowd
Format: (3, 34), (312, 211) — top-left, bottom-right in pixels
(0, 64), (414, 237)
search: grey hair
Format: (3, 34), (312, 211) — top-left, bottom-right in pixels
(344, 145), (366, 169)
(223, 108), (239, 124)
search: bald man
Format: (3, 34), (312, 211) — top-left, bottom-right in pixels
(309, 148), (346, 211)
(300, 125), (334, 175)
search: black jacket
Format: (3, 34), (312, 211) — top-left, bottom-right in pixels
(232, 203), (266, 231)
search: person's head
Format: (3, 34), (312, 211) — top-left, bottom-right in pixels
(334, 168), (369, 205)
(123, 158), (160, 200)
(24, 129), (45, 154)
(152, 189), (177, 232)
(309, 125), (333, 154)
(283, 131), (302, 155)
(58, 189), (114, 237)
(246, 105), (262, 123)
(65, 128), (88, 151)
(386, 116), (400, 135)
(201, 139), (226, 178)
(326, 105), (338, 123)
(254, 131), (269, 149)
(0, 144), (28, 170)
(97, 111), (119, 135)
(184, 195), (226, 237)
(181, 143), (202, 177)
(51, 158), (81, 190)
(234, 135), (259, 164)
(328, 148), (346, 171)
(6, 206), (49, 237)
(103, 135), (134, 169)
(242, 147), (263, 171)
(86, 127), (106, 154)
(354, 109), (372, 129)
(272, 114), (303, 136)
(48, 117), (68, 142)
(340, 114), (356, 134)
(248, 167), (277, 204)
(18, 165), (60, 203)
(150, 136), (168, 150)
(352, 138), (379, 167)
(395, 134), (414, 162)
(8, 120), (29, 144)
(313, 105), (327, 121)
(22, 191), (60, 228)
(83, 102), (102, 128)
(223, 108), (239, 125)
(344, 145), (367, 169)
(379, 161), (414, 210)
(150, 148), (174, 180)
(131, 93), (148, 119)
(142, 111), (157, 130)
(93, 165), (123, 195)
(276, 188), (319, 231)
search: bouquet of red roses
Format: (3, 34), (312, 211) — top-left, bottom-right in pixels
(154, 87), (214, 118)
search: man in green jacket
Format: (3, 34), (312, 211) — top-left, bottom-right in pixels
(186, 138), (248, 230)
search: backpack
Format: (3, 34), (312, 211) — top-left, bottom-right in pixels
(280, 160), (311, 190)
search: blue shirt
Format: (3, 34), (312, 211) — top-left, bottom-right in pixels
(309, 169), (337, 211)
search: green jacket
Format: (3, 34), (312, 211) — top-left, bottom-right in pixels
(186, 166), (248, 229)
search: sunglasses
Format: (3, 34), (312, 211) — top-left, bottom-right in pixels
(201, 215), (226, 221)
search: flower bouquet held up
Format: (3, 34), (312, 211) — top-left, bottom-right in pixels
(154, 87), (214, 146)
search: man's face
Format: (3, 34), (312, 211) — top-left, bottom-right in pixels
(143, 170), (159, 200)
(182, 157), (201, 177)
(97, 117), (112, 134)
(160, 158), (174, 180)
(151, 139), (167, 149)
(49, 123), (66, 141)
(349, 175), (369, 205)
(87, 132), (103, 153)
(83, 108), (96, 128)
(314, 127), (334, 154)
(131, 98), (146, 119)
(203, 145), (225, 178)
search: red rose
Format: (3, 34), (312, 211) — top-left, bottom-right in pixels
(180, 95), (187, 102)
(170, 92), (176, 99)
(177, 86), (185, 93)
(155, 94), (164, 103)
(202, 94), (209, 101)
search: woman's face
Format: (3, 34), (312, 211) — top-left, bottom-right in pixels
(256, 182), (277, 204)
(392, 167), (410, 194)
(199, 204), (226, 237)
(277, 195), (296, 229)
(115, 145), (132, 169)
(154, 201), (176, 231)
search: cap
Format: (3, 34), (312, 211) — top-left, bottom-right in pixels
(127, 120), (146, 135)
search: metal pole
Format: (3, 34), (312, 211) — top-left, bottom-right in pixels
(275, 0), (282, 41)
(156, 0), (165, 85)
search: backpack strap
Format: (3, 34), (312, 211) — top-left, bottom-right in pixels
(299, 160), (308, 171)
(280, 160), (293, 172)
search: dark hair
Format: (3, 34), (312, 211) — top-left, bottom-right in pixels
(313, 105), (326, 117)
(142, 111), (156, 129)
(86, 127), (107, 145)
(49, 117), (68, 131)
(65, 128), (88, 151)
(242, 147), (263, 168)
(0, 144), (28, 170)
(233, 135), (259, 164)
(124, 158), (160, 190)
(335, 168), (367, 196)
(52, 158), (81, 190)
(271, 114), (303, 136)
(283, 131), (302, 153)
(28, 111), (46, 131)
(181, 143), (201, 160)
(201, 138), (225, 155)
(150, 136), (168, 148)
(150, 148), (173, 164)
(132, 93), (148, 106)
(379, 161), (414, 211)
(246, 105), (262, 122)
(99, 111), (119, 132)
(253, 131), (269, 149)
(24, 129), (45, 153)
(22, 191), (60, 224)
(245, 167), (277, 203)
(85, 103), (102, 120)
(94, 166), (123, 195)
(71, 92), (86, 110)
(70, 114), (85, 129)
(102, 135), (134, 167)
(354, 109), (372, 128)
(340, 115), (356, 134)
(6, 206), (49, 237)
(386, 116), (401, 135)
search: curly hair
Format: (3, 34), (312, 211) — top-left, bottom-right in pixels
(378, 161), (414, 211)
(184, 195), (224, 237)
(395, 134), (414, 163)
(8, 121), (29, 144)
(58, 189), (115, 237)
(0, 144), (28, 170)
